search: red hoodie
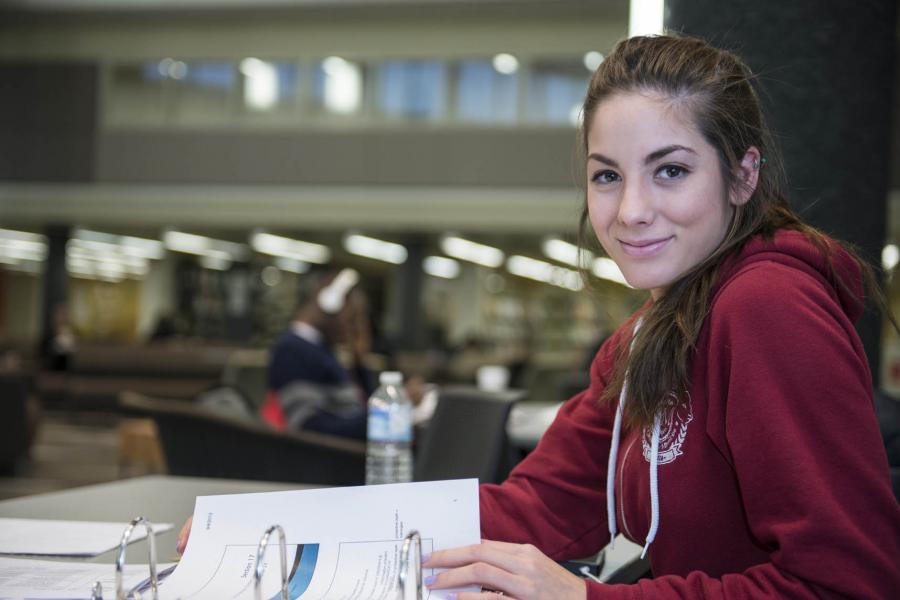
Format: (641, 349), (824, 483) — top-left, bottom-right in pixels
(481, 230), (900, 598)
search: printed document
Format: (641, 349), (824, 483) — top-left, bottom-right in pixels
(161, 478), (479, 599)
(0, 518), (174, 557)
(0, 556), (176, 599)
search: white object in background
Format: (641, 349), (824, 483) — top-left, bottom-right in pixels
(317, 268), (359, 314)
(506, 401), (564, 450)
(413, 385), (439, 425)
(476, 365), (510, 392)
(0, 518), (174, 557)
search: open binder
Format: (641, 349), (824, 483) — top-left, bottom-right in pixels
(90, 519), (425, 600)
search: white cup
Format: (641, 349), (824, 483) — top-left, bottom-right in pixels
(477, 365), (510, 392)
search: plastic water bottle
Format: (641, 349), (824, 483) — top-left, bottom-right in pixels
(366, 371), (414, 485)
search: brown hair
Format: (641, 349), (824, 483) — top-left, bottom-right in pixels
(576, 34), (888, 430)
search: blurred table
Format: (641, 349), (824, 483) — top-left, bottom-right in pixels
(506, 401), (563, 450)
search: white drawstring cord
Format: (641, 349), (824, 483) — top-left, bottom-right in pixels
(604, 318), (661, 561)
(605, 382), (627, 549)
(641, 413), (661, 559)
(606, 319), (641, 551)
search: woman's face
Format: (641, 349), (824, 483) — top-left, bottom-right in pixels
(586, 92), (739, 299)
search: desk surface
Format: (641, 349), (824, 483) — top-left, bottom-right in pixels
(0, 475), (643, 584)
(0, 476), (309, 564)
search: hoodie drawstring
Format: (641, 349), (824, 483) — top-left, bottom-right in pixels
(605, 318), (661, 559)
(642, 414), (661, 559)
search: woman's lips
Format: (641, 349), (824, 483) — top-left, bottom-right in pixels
(619, 236), (673, 258)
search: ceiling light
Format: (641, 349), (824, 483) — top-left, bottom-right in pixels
(441, 236), (505, 268)
(583, 51), (604, 72)
(274, 257), (310, 274)
(250, 232), (330, 264)
(506, 255), (583, 291)
(0, 228), (48, 264)
(883, 244), (899, 271)
(199, 251), (232, 271)
(542, 238), (593, 269)
(343, 234), (407, 264)
(423, 256), (460, 279)
(492, 53), (519, 75)
(241, 58), (279, 111)
(73, 228), (164, 260)
(322, 56), (362, 114)
(164, 230), (247, 261)
(592, 257), (630, 287)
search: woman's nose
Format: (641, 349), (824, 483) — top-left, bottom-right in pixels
(617, 180), (654, 226)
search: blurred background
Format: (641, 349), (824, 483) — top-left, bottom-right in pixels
(0, 0), (898, 499)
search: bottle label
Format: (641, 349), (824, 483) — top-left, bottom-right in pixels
(368, 405), (412, 442)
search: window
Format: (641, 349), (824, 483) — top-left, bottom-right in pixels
(173, 61), (236, 122)
(377, 60), (447, 121)
(240, 59), (301, 114)
(525, 59), (590, 125)
(456, 60), (518, 124)
(312, 57), (366, 117)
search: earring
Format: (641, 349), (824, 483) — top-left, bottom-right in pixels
(752, 159), (760, 170)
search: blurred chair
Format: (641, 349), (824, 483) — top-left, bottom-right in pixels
(414, 386), (524, 484)
(0, 373), (38, 474)
(220, 349), (269, 410)
(119, 391), (365, 485)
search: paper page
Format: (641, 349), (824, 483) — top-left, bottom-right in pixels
(0, 556), (177, 599)
(0, 519), (175, 557)
(161, 479), (480, 600)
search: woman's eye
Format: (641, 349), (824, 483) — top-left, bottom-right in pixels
(657, 164), (688, 180)
(591, 170), (620, 184)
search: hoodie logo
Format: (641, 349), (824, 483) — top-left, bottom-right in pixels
(643, 391), (693, 465)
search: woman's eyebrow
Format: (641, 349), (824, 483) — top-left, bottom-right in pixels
(587, 145), (697, 168)
(587, 152), (618, 167)
(645, 144), (697, 164)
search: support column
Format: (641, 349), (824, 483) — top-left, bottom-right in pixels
(388, 237), (427, 351)
(40, 225), (70, 361)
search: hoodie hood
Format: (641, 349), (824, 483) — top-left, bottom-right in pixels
(716, 229), (866, 324)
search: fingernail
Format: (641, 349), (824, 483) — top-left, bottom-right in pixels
(424, 575), (436, 587)
(446, 594), (457, 600)
(420, 552), (430, 564)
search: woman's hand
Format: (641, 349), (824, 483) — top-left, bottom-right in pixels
(422, 540), (587, 600)
(176, 516), (193, 555)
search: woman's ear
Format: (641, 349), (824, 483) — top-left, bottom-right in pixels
(730, 146), (761, 206)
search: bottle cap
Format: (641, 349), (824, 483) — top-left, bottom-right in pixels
(379, 371), (403, 386)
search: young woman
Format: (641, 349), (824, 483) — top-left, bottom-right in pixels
(422, 35), (900, 599)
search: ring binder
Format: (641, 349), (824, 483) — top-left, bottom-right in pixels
(254, 524), (289, 600)
(399, 530), (423, 600)
(90, 516), (159, 600)
(116, 517), (159, 600)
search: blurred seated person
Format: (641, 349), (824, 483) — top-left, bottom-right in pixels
(260, 268), (375, 439)
(40, 303), (77, 371)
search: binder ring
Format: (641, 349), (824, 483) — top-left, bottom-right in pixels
(254, 524), (289, 600)
(399, 530), (423, 600)
(91, 580), (103, 600)
(115, 516), (159, 600)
